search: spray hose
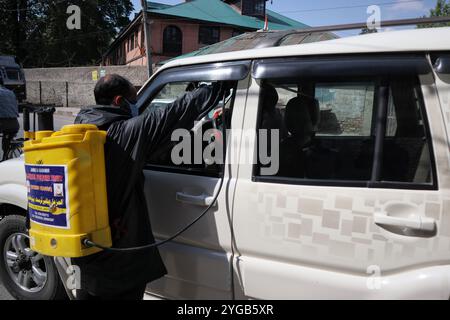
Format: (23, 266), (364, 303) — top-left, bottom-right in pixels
(83, 173), (224, 251)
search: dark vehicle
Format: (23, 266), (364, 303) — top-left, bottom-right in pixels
(0, 56), (26, 102)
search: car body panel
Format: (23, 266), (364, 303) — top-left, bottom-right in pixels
(143, 75), (251, 299)
(238, 256), (450, 299)
(145, 27), (450, 89)
(0, 157), (27, 209)
(230, 59), (450, 300)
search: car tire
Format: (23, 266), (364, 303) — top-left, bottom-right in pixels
(0, 215), (67, 300)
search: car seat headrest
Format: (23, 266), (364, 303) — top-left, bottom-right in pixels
(261, 84), (279, 111)
(285, 97), (314, 136)
(308, 97), (320, 131)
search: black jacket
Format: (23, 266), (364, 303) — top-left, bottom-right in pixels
(72, 83), (224, 296)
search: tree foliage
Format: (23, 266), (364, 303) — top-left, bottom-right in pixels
(0, 0), (134, 67)
(360, 27), (378, 35)
(418, 0), (450, 28)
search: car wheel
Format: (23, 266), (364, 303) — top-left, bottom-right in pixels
(0, 215), (67, 300)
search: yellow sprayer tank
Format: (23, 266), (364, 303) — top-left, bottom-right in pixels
(24, 124), (112, 257)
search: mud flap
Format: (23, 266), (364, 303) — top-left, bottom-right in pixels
(53, 257), (77, 300)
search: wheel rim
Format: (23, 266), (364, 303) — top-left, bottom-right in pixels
(3, 233), (48, 293)
(8, 147), (22, 159)
(7, 142), (23, 160)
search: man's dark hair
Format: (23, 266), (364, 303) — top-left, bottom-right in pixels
(94, 74), (134, 105)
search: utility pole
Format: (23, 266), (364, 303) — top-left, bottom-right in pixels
(141, 0), (153, 78)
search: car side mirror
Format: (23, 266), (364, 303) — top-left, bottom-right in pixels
(433, 55), (450, 74)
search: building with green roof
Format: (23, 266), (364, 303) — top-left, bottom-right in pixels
(103, 0), (309, 66)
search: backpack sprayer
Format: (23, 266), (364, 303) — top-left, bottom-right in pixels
(23, 106), (112, 257)
(24, 87), (228, 258)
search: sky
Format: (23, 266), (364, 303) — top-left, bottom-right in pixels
(130, 0), (438, 36)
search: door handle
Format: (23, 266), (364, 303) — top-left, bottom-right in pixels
(176, 192), (215, 207)
(374, 214), (436, 232)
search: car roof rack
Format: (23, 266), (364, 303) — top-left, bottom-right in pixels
(277, 16), (450, 35)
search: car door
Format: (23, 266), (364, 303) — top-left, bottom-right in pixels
(232, 54), (450, 299)
(432, 52), (450, 147)
(137, 61), (250, 299)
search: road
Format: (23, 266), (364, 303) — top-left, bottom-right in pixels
(0, 113), (75, 300)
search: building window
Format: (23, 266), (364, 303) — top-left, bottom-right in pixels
(163, 25), (182, 56)
(232, 29), (244, 37)
(129, 33), (135, 51)
(198, 26), (220, 46)
(242, 0), (266, 17)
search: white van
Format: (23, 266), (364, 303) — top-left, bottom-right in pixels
(1, 27), (450, 300)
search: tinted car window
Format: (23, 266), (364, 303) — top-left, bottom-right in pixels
(256, 76), (434, 188)
(146, 80), (237, 177)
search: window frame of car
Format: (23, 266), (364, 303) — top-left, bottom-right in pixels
(251, 53), (438, 191)
(431, 52), (450, 74)
(431, 52), (450, 84)
(138, 60), (251, 177)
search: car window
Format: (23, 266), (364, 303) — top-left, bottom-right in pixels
(256, 76), (435, 188)
(145, 80), (237, 177)
(381, 80), (432, 184)
(315, 83), (375, 136)
(150, 82), (190, 109)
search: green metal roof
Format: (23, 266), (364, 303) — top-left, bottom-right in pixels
(147, 0), (308, 30)
(147, 1), (171, 10)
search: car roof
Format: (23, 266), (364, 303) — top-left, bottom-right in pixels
(0, 56), (20, 68)
(159, 30), (338, 65)
(157, 27), (450, 74)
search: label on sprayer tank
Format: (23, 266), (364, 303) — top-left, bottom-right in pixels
(25, 164), (70, 229)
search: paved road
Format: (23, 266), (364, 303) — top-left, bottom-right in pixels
(0, 114), (75, 300)
(0, 285), (13, 300)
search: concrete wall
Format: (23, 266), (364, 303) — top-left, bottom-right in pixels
(24, 65), (148, 108)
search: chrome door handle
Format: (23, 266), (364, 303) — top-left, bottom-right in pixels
(374, 214), (436, 232)
(176, 192), (215, 207)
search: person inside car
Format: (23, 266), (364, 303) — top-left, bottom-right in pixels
(279, 95), (340, 179)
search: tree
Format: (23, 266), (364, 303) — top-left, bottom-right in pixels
(418, 0), (450, 28)
(360, 27), (378, 35)
(0, 0), (134, 67)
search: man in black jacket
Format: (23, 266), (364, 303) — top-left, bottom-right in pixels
(73, 74), (224, 299)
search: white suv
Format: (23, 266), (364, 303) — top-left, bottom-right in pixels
(1, 27), (450, 300)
